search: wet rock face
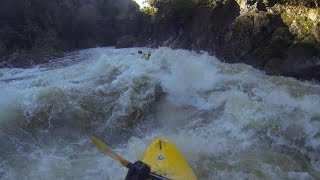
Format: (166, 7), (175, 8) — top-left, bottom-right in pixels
(218, 11), (291, 65)
(264, 43), (320, 80)
(283, 43), (320, 80)
(115, 35), (139, 49)
(113, 0), (320, 81)
(222, 9), (320, 81)
(115, 34), (153, 49)
(315, 22), (320, 42)
(188, 0), (240, 50)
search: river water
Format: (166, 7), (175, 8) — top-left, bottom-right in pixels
(0, 47), (319, 179)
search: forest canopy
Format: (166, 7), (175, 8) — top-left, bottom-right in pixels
(0, 0), (142, 56)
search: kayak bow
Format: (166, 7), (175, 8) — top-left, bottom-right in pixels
(140, 137), (197, 180)
(91, 136), (197, 180)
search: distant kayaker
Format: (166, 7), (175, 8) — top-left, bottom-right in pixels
(138, 50), (151, 60)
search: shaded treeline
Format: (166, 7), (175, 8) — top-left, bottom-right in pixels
(0, 0), (144, 56)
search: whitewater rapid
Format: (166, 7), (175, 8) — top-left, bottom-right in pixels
(0, 47), (319, 179)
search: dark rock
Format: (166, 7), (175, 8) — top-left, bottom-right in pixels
(115, 35), (139, 49)
(314, 22), (320, 43)
(115, 34), (154, 49)
(148, 0), (240, 51)
(186, 0), (240, 52)
(269, 27), (294, 48)
(218, 12), (288, 63)
(285, 43), (320, 81)
(287, 43), (319, 59)
(225, 13), (254, 59)
(144, 0), (320, 81)
(267, 43), (320, 81)
(0, 42), (6, 57)
(264, 57), (286, 75)
(264, 42), (320, 81)
(246, 47), (285, 68)
(245, 27), (294, 68)
(142, 0), (320, 81)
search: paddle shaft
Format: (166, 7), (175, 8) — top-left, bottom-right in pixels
(149, 172), (171, 180)
(91, 136), (130, 167)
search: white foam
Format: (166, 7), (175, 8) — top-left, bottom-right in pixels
(1, 47), (320, 178)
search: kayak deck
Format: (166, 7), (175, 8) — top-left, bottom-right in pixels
(140, 137), (197, 180)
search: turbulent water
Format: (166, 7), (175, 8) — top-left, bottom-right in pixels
(0, 47), (320, 180)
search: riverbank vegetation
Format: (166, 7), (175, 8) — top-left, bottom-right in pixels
(0, 0), (142, 57)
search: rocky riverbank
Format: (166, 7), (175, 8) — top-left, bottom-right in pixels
(117, 0), (320, 81)
(1, 0), (319, 81)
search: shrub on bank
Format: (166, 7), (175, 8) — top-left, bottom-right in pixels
(146, 0), (198, 21)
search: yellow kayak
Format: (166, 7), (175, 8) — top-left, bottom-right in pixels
(140, 137), (197, 180)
